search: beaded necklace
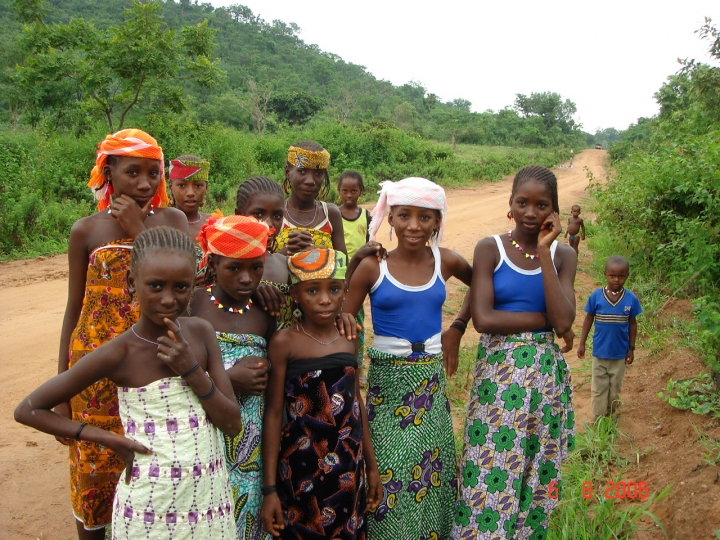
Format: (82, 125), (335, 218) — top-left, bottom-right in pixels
(507, 231), (538, 260)
(207, 286), (252, 314)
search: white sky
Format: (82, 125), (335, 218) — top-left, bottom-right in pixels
(211, 0), (720, 132)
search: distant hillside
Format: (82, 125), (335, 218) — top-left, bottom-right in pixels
(0, 0), (590, 147)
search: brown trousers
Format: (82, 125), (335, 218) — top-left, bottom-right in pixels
(591, 356), (626, 419)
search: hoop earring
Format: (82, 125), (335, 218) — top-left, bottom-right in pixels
(283, 176), (290, 195)
(507, 210), (513, 222)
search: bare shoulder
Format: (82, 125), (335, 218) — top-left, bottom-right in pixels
(154, 207), (189, 227)
(475, 235), (500, 257)
(269, 326), (295, 354)
(554, 242), (578, 271)
(178, 316), (215, 339)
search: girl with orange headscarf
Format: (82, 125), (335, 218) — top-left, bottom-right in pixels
(57, 129), (188, 539)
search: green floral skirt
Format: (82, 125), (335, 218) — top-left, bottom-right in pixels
(365, 348), (457, 539)
(452, 332), (575, 540)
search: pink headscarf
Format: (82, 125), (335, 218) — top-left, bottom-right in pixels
(369, 177), (448, 246)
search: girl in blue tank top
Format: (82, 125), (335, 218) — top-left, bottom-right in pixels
(452, 165), (577, 540)
(344, 177), (472, 540)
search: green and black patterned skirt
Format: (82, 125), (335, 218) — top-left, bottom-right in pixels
(452, 332), (575, 540)
(365, 347), (457, 539)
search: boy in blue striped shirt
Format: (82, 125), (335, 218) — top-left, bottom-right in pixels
(577, 256), (642, 423)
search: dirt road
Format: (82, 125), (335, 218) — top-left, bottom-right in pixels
(0, 151), (605, 539)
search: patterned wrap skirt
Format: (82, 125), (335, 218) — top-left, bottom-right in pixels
(365, 348), (457, 539)
(452, 332), (575, 540)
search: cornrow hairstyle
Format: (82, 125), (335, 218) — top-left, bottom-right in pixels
(511, 165), (560, 213)
(236, 176), (284, 214)
(337, 169), (365, 192)
(285, 140), (331, 198)
(131, 226), (196, 275)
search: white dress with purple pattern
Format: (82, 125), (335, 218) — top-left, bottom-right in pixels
(112, 377), (235, 539)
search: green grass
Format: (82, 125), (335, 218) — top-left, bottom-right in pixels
(548, 417), (669, 539)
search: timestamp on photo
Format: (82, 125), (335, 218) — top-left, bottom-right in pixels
(547, 480), (650, 499)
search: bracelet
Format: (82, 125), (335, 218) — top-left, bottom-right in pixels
(75, 422), (87, 441)
(261, 485), (277, 496)
(450, 321), (467, 334)
(628, 345), (635, 351)
(181, 363), (201, 378)
(195, 377), (216, 400)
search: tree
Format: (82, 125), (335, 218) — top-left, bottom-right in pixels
(330, 89), (357, 124)
(450, 98), (472, 112)
(13, 0), (224, 131)
(243, 79), (271, 135)
(514, 92), (578, 132)
(268, 91), (324, 125)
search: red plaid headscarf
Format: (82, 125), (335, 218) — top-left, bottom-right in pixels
(369, 177), (448, 246)
(87, 128), (169, 211)
(197, 214), (271, 266)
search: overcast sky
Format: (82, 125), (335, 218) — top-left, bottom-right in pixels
(211, 0), (720, 132)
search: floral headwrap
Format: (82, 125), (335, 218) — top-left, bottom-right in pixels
(287, 146), (330, 170)
(369, 177), (448, 246)
(87, 128), (168, 211)
(169, 158), (210, 182)
(197, 214), (270, 266)
(287, 248), (347, 284)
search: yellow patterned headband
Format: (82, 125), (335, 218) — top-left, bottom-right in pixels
(287, 146), (330, 170)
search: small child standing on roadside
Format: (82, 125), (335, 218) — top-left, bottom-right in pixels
(577, 256), (642, 423)
(338, 170), (371, 377)
(564, 204), (586, 253)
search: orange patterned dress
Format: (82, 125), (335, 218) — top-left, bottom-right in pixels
(68, 239), (139, 529)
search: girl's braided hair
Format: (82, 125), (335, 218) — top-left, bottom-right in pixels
(511, 165), (560, 213)
(236, 176), (284, 213)
(131, 226), (196, 274)
(284, 140), (331, 198)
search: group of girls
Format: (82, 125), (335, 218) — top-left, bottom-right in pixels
(15, 127), (576, 540)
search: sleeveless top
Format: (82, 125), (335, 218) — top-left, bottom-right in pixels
(369, 245), (446, 343)
(342, 207), (370, 259)
(492, 234), (558, 313)
(275, 201), (333, 250)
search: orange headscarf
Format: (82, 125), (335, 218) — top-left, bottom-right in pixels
(197, 214), (271, 266)
(88, 128), (169, 211)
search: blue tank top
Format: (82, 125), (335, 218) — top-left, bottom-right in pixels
(492, 234), (558, 313)
(370, 245), (446, 343)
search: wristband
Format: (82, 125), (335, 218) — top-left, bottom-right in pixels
(262, 485), (277, 496)
(450, 321), (467, 334)
(75, 422), (87, 441)
(181, 363), (201, 378)
(195, 377), (216, 400)
(628, 345), (635, 351)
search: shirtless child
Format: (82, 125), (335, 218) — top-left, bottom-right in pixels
(565, 204), (586, 253)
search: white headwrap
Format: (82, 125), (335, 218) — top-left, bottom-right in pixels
(369, 177), (448, 246)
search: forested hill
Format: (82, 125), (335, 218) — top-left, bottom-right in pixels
(0, 0), (590, 147)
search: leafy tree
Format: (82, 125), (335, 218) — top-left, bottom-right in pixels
(514, 92), (578, 132)
(12, 0), (223, 130)
(268, 91), (324, 125)
(450, 98), (472, 112)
